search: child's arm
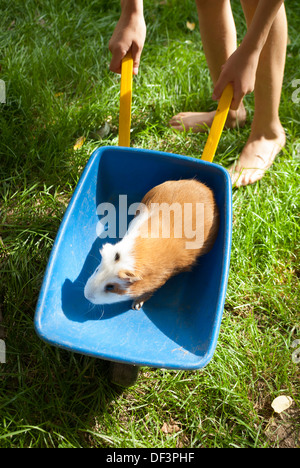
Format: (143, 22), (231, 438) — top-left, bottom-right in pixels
(213, 0), (285, 110)
(109, 0), (146, 75)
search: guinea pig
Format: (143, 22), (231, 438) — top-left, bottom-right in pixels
(84, 179), (219, 310)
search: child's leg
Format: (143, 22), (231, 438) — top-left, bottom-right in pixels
(230, 1), (287, 186)
(169, 0), (246, 132)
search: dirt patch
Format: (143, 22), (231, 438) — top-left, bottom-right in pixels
(265, 407), (300, 448)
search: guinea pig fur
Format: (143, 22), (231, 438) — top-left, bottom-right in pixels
(84, 179), (219, 310)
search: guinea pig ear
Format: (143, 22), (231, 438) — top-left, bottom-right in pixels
(118, 269), (140, 283)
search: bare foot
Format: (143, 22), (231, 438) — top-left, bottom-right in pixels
(169, 105), (247, 133)
(229, 129), (286, 187)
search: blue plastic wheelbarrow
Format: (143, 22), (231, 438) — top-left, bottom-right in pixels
(34, 54), (233, 385)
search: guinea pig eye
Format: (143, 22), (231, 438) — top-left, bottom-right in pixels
(105, 283), (115, 292)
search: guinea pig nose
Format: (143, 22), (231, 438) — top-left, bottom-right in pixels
(84, 285), (94, 302)
(86, 293), (97, 304)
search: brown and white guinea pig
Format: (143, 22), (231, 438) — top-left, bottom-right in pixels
(84, 179), (219, 310)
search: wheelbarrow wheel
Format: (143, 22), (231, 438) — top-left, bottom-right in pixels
(108, 362), (140, 387)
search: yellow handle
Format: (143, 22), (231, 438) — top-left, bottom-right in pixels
(201, 84), (233, 162)
(118, 52), (133, 147)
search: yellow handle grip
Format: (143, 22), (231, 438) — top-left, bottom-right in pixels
(201, 84), (233, 162)
(118, 52), (133, 147)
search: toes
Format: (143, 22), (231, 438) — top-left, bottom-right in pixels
(228, 164), (243, 186)
(169, 113), (185, 124)
(237, 173), (251, 187)
(245, 169), (265, 186)
(232, 172), (244, 187)
(169, 112), (213, 133)
(169, 119), (184, 127)
(231, 168), (266, 187)
(169, 116), (186, 131)
(132, 300), (144, 310)
(231, 169), (253, 187)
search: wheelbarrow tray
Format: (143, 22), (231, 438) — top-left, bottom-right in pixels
(35, 146), (232, 370)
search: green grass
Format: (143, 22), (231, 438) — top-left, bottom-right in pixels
(0, 0), (299, 448)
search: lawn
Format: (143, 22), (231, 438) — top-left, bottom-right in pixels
(0, 0), (299, 448)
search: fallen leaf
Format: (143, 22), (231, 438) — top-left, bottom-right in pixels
(73, 136), (86, 150)
(271, 395), (293, 414)
(186, 21), (195, 31)
(161, 420), (181, 434)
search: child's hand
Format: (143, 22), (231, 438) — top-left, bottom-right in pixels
(109, 12), (146, 75)
(212, 45), (260, 110)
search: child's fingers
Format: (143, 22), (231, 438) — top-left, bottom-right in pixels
(109, 42), (143, 75)
(109, 59), (122, 74)
(213, 79), (244, 110)
(230, 84), (243, 110)
(212, 71), (228, 102)
(109, 47), (127, 74)
(131, 42), (143, 75)
(212, 82), (223, 102)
